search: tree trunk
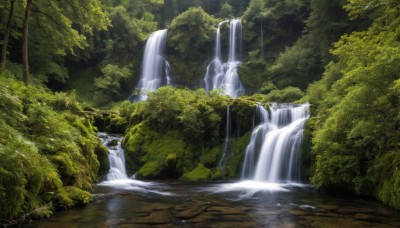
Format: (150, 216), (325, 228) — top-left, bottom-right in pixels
(0, 0), (16, 71)
(22, 0), (33, 86)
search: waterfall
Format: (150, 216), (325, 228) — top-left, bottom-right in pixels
(241, 103), (310, 183)
(98, 133), (128, 180)
(218, 106), (232, 172)
(204, 19), (245, 98)
(228, 19), (241, 62)
(137, 29), (171, 101)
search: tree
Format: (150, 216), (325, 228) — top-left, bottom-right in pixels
(94, 64), (131, 105)
(0, 0), (16, 71)
(21, 0), (110, 85)
(267, 0), (354, 89)
(22, 0), (32, 85)
(308, 0), (400, 210)
(217, 2), (233, 19)
(167, 7), (218, 86)
(240, 0), (310, 90)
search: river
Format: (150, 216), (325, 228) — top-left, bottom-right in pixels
(28, 180), (400, 227)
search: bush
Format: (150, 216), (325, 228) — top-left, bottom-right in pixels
(0, 74), (104, 222)
(265, 86), (305, 102)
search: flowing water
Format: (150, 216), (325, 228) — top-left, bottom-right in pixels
(136, 29), (171, 101)
(218, 106), (232, 172)
(241, 103), (310, 182)
(29, 181), (400, 227)
(98, 133), (127, 180)
(204, 19), (245, 98)
(29, 131), (400, 227)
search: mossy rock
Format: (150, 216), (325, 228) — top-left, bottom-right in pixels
(229, 97), (258, 136)
(137, 162), (164, 179)
(95, 143), (110, 179)
(222, 132), (251, 178)
(107, 139), (119, 147)
(180, 163), (213, 182)
(123, 124), (193, 179)
(212, 168), (224, 180)
(201, 147), (220, 168)
(106, 113), (128, 134)
(55, 186), (92, 209)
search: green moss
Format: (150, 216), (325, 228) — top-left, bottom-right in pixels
(31, 205), (54, 219)
(229, 97), (259, 136)
(225, 132), (252, 178)
(264, 86), (305, 102)
(166, 153), (177, 169)
(123, 124), (193, 179)
(301, 117), (315, 181)
(95, 143), (110, 179)
(107, 139), (119, 147)
(137, 161), (164, 179)
(0, 75), (104, 222)
(212, 168), (224, 180)
(180, 164), (213, 182)
(106, 113), (128, 133)
(201, 147), (220, 168)
(64, 186), (92, 205)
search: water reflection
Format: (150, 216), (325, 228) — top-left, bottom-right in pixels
(99, 179), (175, 196)
(29, 181), (400, 227)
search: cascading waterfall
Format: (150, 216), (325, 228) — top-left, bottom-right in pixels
(137, 29), (171, 101)
(204, 19), (245, 98)
(98, 132), (128, 180)
(241, 103), (310, 183)
(218, 106), (232, 172)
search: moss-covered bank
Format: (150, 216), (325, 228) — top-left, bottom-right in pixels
(109, 87), (265, 180)
(0, 73), (107, 224)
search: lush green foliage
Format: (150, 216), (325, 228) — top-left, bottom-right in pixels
(167, 7), (218, 87)
(0, 0), (110, 84)
(94, 64), (131, 105)
(238, 0), (309, 90)
(0, 72), (107, 223)
(267, 0), (355, 89)
(115, 87), (260, 179)
(180, 163), (213, 182)
(306, 0), (400, 209)
(1, 0), (399, 214)
(264, 86), (304, 102)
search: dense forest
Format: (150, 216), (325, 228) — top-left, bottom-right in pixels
(0, 0), (399, 225)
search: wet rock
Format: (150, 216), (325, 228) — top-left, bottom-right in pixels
(317, 204), (340, 211)
(175, 203), (209, 219)
(354, 213), (383, 222)
(207, 206), (245, 215)
(134, 210), (173, 225)
(313, 211), (338, 217)
(289, 209), (309, 216)
(309, 217), (369, 228)
(189, 213), (216, 223)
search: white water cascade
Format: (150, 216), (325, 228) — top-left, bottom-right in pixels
(241, 103), (310, 183)
(204, 19), (245, 98)
(98, 133), (169, 194)
(137, 29), (171, 101)
(98, 133), (128, 180)
(218, 106), (232, 172)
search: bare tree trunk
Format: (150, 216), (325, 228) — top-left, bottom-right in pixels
(0, 0), (16, 71)
(22, 0), (33, 86)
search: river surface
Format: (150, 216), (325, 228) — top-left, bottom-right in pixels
(28, 180), (400, 227)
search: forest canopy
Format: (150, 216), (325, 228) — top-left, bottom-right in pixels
(0, 0), (399, 224)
